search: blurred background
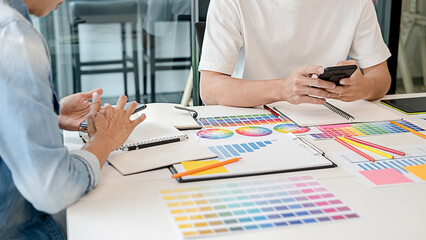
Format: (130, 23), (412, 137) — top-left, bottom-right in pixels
(31, 0), (426, 106)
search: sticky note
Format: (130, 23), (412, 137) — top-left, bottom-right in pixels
(181, 160), (229, 176)
(359, 169), (413, 185)
(404, 164), (426, 180)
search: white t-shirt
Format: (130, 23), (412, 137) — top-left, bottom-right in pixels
(199, 0), (391, 80)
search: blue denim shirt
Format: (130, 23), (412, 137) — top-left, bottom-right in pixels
(0, 0), (101, 239)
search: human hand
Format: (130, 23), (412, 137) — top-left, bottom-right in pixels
(279, 65), (335, 104)
(325, 60), (372, 101)
(58, 88), (103, 131)
(86, 94), (146, 153)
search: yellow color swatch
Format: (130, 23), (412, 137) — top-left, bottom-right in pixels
(174, 216), (188, 221)
(181, 160), (229, 176)
(404, 164), (426, 180)
(167, 202), (180, 207)
(160, 190), (172, 194)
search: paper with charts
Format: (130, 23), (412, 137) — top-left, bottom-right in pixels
(160, 175), (359, 239)
(328, 144), (426, 187)
(195, 112), (425, 140)
(173, 132), (334, 181)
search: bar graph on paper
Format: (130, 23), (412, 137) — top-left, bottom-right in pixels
(330, 145), (426, 187)
(207, 140), (276, 160)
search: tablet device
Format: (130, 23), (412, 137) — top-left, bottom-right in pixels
(380, 97), (426, 114)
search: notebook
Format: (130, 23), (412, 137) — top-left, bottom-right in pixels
(380, 97), (426, 115)
(266, 99), (402, 127)
(107, 120), (217, 175)
(169, 133), (336, 182)
(132, 103), (201, 130)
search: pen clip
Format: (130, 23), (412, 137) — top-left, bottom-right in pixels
(174, 106), (198, 119)
(291, 134), (324, 156)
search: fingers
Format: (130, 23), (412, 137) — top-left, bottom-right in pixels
(296, 65), (324, 76)
(125, 101), (138, 117)
(89, 91), (102, 114)
(87, 115), (97, 137)
(81, 88), (103, 100)
(302, 77), (336, 89)
(131, 113), (146, 128)
(115, 95), (128, 110)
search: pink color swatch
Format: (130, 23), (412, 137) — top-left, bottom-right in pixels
(359, 168), (413, 186)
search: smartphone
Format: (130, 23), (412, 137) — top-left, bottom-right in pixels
(318, 65), (357, 86)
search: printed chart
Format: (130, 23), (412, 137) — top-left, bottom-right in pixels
(309, 120), (424, 139)
(331, 145), (426, 187)
(160, 175), (359, 238)
(197, 114), (283, 128)
(207, 140), (275, 160)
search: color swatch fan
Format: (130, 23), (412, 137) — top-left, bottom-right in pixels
(160, 175), (359, 238)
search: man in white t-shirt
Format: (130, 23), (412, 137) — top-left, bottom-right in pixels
(199, 0), (392, 107)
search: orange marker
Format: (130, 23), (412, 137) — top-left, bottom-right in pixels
(173, 157), (240, 179)
(391, 120), (426, 139)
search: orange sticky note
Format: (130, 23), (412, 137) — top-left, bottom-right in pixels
(404, 164), (426, 180)
(181, 160), (229, 176)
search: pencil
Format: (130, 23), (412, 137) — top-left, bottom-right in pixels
(390, 120), (426, 139)
(172, 157), (240, 179)
(339, 137), (394, 159)
(343, 135), (405, 156)
(334, 137), (375, 162)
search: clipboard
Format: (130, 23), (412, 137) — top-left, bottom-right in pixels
(169, 134), (336, 182)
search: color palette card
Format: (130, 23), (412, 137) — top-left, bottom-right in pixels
(329, 145), (426, 187)
(160, 175), (359, 238)
(196, 114), (320, 138)
(308, 120), (424, 140)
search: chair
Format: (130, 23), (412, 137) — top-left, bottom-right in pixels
(69, 0), (141, 102)
(180, 22), (206, 106)
(141, 0), (192, 103)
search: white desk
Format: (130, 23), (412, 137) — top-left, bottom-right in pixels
(66, 93), (426, 240)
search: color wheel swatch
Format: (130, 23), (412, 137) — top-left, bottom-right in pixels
(310, 120), (424, 139)
(197, 129), (234, 139)
(160, 175), (359, 238)
(274, 124), (311, 134)
(236, 126), (273, 137)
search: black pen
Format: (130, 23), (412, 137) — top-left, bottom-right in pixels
(121, 136), (188, 151)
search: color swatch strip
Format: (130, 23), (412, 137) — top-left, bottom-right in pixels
(197, 114), (283, 128)
(160, 175), (359, 238)
(310, 120), (424, 139)
(207, 140), (275, 160)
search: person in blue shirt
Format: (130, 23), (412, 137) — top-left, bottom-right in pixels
(0, 0), (146, 239)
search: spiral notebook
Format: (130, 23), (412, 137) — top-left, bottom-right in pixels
(108, 120), (217, 175)
(266, 99), (402, 127)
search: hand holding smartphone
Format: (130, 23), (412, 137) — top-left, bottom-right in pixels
(318, 65), (357, 86)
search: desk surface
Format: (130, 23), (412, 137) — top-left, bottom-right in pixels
(66, 93), (426, 240)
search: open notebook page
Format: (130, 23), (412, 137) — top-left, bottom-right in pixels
(132, 103), (200, 130)
(268, 99), (402, 127)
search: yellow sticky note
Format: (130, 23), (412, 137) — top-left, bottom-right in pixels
(404, 164), (426, 180)
(181, 160), (229, 176)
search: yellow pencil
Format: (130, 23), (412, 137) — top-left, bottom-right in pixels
(390, 120), (426, 139)
(172, 157), (241, 179)
(338, 137), (394, 159)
